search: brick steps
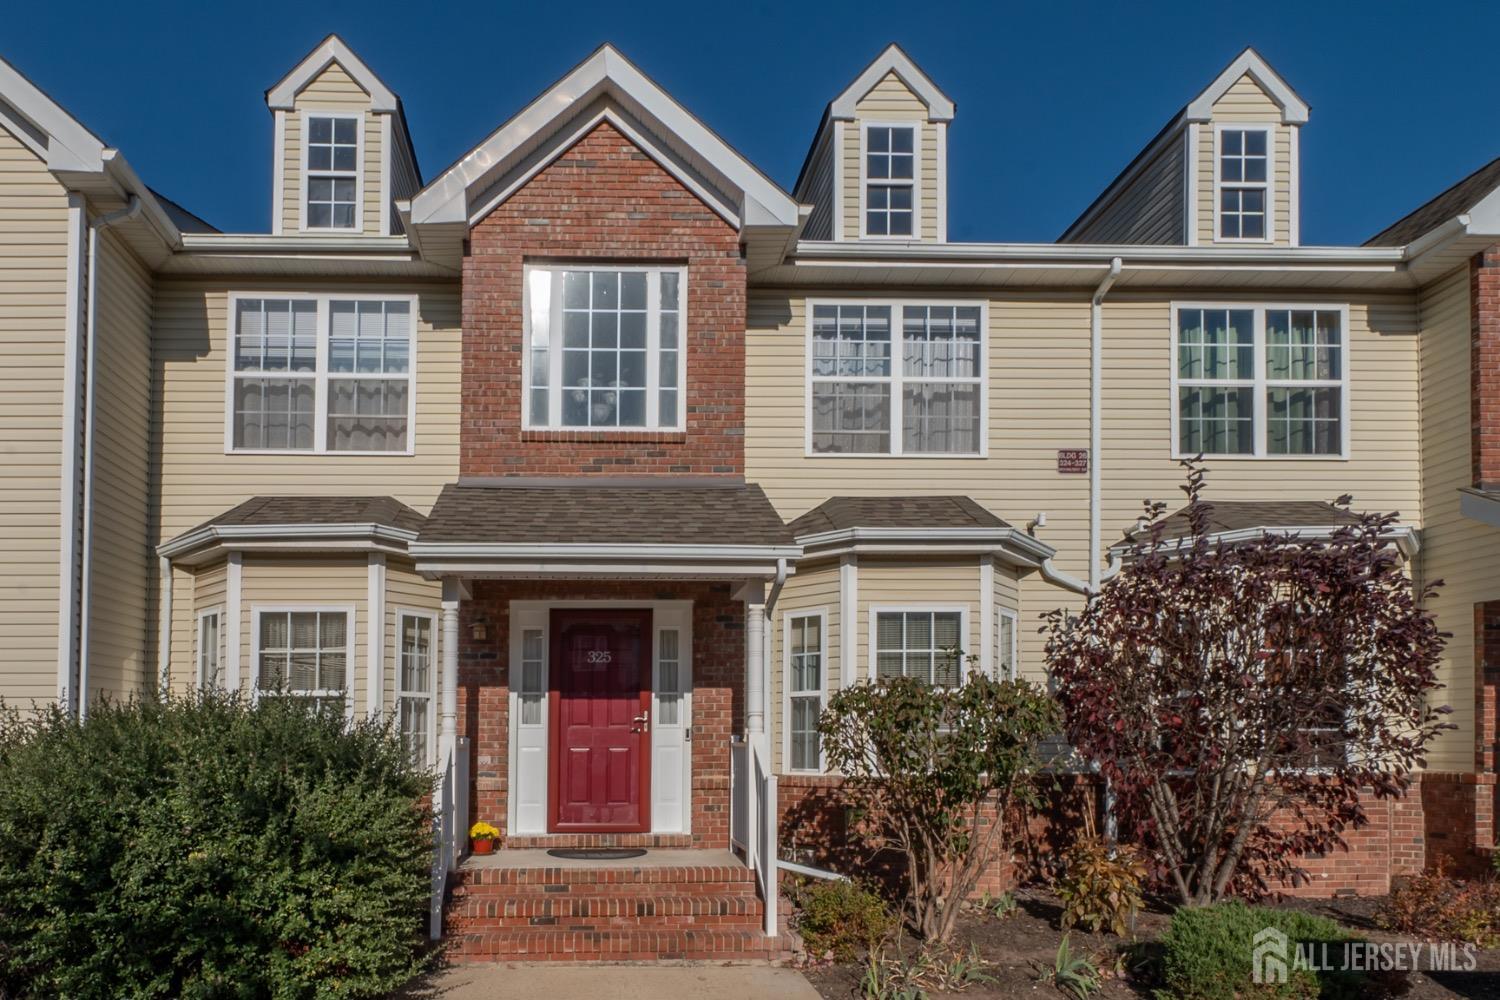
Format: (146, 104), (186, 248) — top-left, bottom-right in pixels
(444, 853), (791, 962)
(447, 927), (794, 963)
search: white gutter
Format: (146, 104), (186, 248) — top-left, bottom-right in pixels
(792, 239), (1406, 265)
(77, 195), (142, 719)
(157, 521), (419, 559)
(1090, 258), (1122, 592)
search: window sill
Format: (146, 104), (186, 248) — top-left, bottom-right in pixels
(521, 429), (688, 444)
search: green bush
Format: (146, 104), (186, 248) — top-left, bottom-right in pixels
(0, 692), (435, 999)
(791, 877), (894, 962)
(1156, 901), (1370, 1000)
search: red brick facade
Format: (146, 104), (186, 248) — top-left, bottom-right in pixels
(457, 580), (743, 848)
(459, 121), (747, 478)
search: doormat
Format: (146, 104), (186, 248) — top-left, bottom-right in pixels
(546, 848), (648, 861)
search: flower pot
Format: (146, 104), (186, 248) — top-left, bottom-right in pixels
(472, 838), (495, 856)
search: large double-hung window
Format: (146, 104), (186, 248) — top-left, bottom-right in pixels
(1174, 305), (1347, 458)
(524, 266), (685, 430)
(229, 294), (415, 454)
(809, 301), (984, 455)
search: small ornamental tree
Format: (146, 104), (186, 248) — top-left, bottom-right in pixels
(1045, 462), (1451, 906)
(819, 672), (1058, 943)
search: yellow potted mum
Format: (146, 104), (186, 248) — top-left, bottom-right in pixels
(469, 821), (501, 855)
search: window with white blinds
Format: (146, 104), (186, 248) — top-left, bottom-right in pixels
(229, 294), (415, 454)
(254, 609), (350, 712)
(874, 609), (964, 686)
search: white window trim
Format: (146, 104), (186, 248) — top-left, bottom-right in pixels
(804, 297), (989, 458)
(1212, 123), (1275, 244)
(299, 110), (364, 234)
(868, 604), (970, 685)
(196, 605), (224, 689)
(783, 607), (829, 775)
(997, 607), (1019, 680)
(223, 290), (418, 457)
(395, 607), (438, 768)
(520, 263), (688, 433)
(249, 603), (357, 721)
(1169, 301), (1351, 461)
(859, 121), (921, 241)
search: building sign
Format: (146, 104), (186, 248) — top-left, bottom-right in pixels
(1057, 449), (1089, 474)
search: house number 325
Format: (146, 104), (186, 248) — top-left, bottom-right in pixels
(586, 650), (613, 664)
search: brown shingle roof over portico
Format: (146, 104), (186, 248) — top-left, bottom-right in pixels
(788, 495), (1010, 537)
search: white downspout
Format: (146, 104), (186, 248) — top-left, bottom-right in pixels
(1089, 257), (1122, 592)
(78, 195), (142, 718)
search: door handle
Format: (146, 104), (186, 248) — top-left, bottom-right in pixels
(633, 711), (649, 734)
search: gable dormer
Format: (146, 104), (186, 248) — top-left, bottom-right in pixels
(1060, 48), (1308, 247)
(265, 35), (420, 236)
(794, 44), (953, 243)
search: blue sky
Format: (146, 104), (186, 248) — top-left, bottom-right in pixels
(7, 0), (1496, 244)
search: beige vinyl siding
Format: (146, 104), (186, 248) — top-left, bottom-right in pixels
(747, 290), (1422, 683)
(240, 556), (367, 705)
(855, 557), (982, 681)
(0, 124), (70, 704)
(86, 229), (154, 700)
(1414, 266), (1488, 773)
(770, 559), (840, 773)
(993, 560), (1022, 675)
(1064, 130), (1187, 244)
(841, 72), (940, 242)
(797, 131), (837, 242)
(1196, 74), (1295, 246)
(385, 560), (441, 714)
(279, 62), (383, 236)
(152, 279), (460, 544)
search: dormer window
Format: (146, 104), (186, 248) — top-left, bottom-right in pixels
(1216, 127), (1269, 240)
(863, 124), (916, 237)
(304, 113), (360, 230)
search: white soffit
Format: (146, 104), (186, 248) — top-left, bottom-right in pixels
(828, 43), (955, 122)
(266, 35), (397, 113)
(1184, 47), (1309, 125)
(408, 45), (799, 230)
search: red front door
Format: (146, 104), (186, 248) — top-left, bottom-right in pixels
(548, 609), (652, 832)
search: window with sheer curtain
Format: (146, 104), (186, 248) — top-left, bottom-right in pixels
(230, 295), (414, 453)
(875, 610), (964, 686)
(255, 609), (349, 712)
(809, 302), (983, 455)
(397, 612), (435, 767)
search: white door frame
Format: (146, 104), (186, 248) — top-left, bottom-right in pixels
(506, 599), (694, 836)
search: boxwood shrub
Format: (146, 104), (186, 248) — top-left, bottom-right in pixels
(1157, 901), (1373, 1000)
(0, 692), (435, 999)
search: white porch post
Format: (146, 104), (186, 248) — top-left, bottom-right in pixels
(440, 578), (462, 760)
(745, 600), (766, 744)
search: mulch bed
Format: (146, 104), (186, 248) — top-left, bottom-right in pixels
(798, 888), (1500, 999)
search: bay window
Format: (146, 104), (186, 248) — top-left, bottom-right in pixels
(1174, 304), (1347, 458)
(786, 612), (825, 772)
(229, 294), (415, 454)
(874, 609), (964, 686)
(524, 266), (684, 430)
(254, 608), (351, 713)
(809, 301), (984, 455)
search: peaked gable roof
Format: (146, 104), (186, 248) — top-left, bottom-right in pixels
(1366, 156), (1500, 247)
(407, 44), (799, 232)
(1184, 47), (1308, 125)
(266, 34), (398, 112)
(828, 43), (954, 122)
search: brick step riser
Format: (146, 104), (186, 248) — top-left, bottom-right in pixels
(457, 865), (752, 885)
(454, 880), (757, 898)
(453, 896), (760, 920)
(446, 930), (792, 964)
(449, 915), (764, 932)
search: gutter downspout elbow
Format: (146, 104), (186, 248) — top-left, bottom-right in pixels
(78, 195), (143, 718)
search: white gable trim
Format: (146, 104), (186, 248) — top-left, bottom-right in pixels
(0, 57), (105, 172)
(1185, 48), (1309, 125)
(266, 35), (397, 113)
(829, 44), (954, 123)
(409, 45), (798, 229)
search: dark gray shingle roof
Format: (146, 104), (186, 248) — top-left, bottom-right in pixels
(1130, 500), (1360, 544)
(1366, 157), (1500, 247)
(418, 479), (793, 547)
(788, 496), (1008, 538)
(191, 495), (426, 534)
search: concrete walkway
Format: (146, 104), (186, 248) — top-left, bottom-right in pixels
(405, 963), (820, 999)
